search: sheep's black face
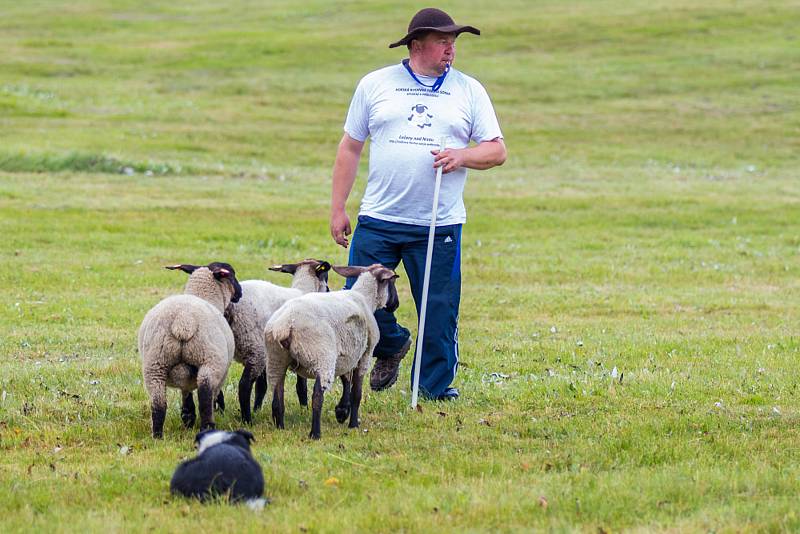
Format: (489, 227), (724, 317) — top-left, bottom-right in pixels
(209, 262), (242, 303)
(314, 260), (332, 292)
(370, 265), (399, 313)
(319, 270), (331, 292)
(230, 278), (243, 303)
(384, 279), (400, 313)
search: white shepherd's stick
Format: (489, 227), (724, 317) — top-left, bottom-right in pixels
(411, 136), (447, 408)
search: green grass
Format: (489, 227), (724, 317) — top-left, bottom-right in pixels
(1, 0), (799, 532)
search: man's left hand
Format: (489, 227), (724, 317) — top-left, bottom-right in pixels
(431, 148), (465, 174)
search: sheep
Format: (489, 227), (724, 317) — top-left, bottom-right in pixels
(264, 264), (400, 439)
(226, 259), (331, 424)
(138, 262), (242, 438)
(170, 429), (266, 507)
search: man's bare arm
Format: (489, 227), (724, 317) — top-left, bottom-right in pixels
(431, 138), (507, 174)
(330, 133), (365, 248)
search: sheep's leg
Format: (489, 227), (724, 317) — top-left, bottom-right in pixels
(198, 385), (216, 431)
(349, 368), (363, 429)
(144, 367), (167, 439)
(238, 361), (256, 424)
(151, 397), (167, 438)
(196, 368), (217, 432)
(296, 377), (308, 407)
(309, 376), (324, 440)
(215, 390), (225, 412)
(335, 374), (351, 424)
(253, 371), (268, 412)
(271, 374), (286, 429)
(180, 391), (196, 429)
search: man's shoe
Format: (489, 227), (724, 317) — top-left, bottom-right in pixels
(434, 387), (459, 401)
(370, 337), (412, 391)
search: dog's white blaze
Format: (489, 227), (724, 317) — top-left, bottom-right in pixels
(197, 430), (233, 454)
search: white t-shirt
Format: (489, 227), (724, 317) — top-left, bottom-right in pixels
(344, 62), (503, 226)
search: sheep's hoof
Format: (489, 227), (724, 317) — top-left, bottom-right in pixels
(215, 392), (225, 413)
(152, 432), (164, 439)
(181, 410), (196, 428)
(308, 431), (321, 440)
(335, 406), (349, 424)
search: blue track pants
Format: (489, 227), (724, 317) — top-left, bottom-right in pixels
(345, 215), (461, 398)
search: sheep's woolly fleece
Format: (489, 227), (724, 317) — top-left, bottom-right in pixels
(227, 259), (331, 422)
(138, 263), (240, 437)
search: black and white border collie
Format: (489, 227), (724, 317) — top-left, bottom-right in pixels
(170, 429), (266, 507)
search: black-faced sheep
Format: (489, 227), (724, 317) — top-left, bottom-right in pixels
(264, 264), (399, 439)
(226, 259), (331, 424)
(138, 262), (242, 438)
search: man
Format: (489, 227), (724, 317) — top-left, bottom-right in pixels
(329, 8), (506, 401)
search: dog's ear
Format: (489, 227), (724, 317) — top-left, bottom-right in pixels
(234, 429), (255, 444)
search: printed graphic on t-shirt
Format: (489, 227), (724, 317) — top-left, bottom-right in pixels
(389, 94), (443, 147)
(408, 104), (433, 129)
(394, 87), (450, 98)
(386, 82), (451, 147)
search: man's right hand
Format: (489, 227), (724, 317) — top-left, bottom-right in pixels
(330, 210), (352, 248)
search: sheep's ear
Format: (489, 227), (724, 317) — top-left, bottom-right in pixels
(209, 262), (233, 279)
(218, 273), (243, 303)
(166, 264), (200, 274)
(377, 269), (399, 283)
(332, 265), (367, 278)
(269, 263), (298, 274)
(210, 266), (234, 282)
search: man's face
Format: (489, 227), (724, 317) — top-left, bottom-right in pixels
(415, 31), (457, 73)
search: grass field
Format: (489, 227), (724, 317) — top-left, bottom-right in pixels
(1, 0), (799, 532)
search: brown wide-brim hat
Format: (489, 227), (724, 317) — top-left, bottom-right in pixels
(388, 8), (480, 48)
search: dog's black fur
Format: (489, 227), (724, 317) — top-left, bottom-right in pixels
(170, 429), (264, 503)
